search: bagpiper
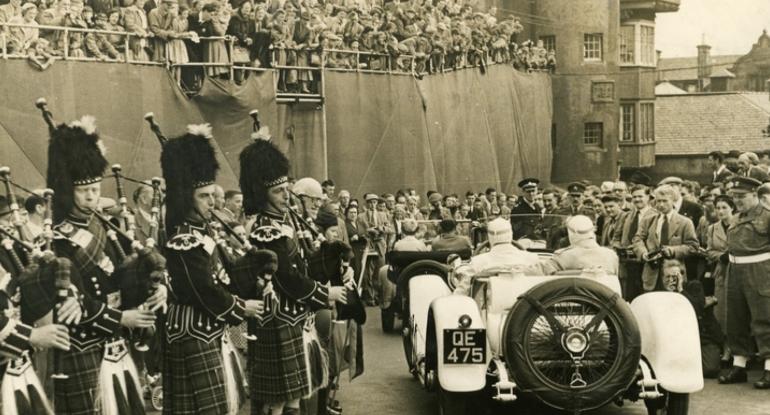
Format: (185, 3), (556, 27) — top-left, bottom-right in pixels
(239, 133), (347, 415)
(45, 110), (165, 415)
(159, 123), (263, 414)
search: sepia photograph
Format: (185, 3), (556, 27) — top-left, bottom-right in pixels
(1, 0), (770, 413)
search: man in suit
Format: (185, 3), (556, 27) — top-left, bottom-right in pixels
(599, 194), (623, 247)
(613, 184), (655, 300)
(632, 185), (699, 292)
(358, 193), (392, 305)
(658, 176), (705, 282)
(510, 178), (541, 240)
(708, 151), (732, 184)
(738, 152), (769, 182)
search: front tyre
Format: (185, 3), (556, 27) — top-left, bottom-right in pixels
(645, 392), (689, 415)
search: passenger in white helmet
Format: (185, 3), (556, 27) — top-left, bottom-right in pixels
(293, 177), (325, 220)
(525, 215), (619, 276)
(453, 218), (539, 296)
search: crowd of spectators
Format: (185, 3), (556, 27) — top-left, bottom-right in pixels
(0, 0), (556, 91)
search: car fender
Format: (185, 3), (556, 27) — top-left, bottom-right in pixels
(378, 266), (397, 309)
(631, 292), (704, 393)
(430, 295), (487, 393)
(409, 274), (451, 360)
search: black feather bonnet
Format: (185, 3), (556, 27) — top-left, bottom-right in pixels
(239, 134), (289, 215)
(160, 124), (219, 234)
(46, 115), (108, 223)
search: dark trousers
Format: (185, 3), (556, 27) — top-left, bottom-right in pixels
(726, 262), (770, 359)
(621, 261), (644, 302)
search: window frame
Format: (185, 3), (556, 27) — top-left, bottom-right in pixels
(583, 122), (604, 147)
(583, 33), (604, 62)
(540, 35), (556, 53)
(620, 103), (636, 142)
(639, 102), (655, 142)
(618, 21), (656, 67)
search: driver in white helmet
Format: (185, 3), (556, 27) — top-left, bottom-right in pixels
(525, 215), (619, 276)
(292, 177), (326, 220)
(453, 218), (539, 296)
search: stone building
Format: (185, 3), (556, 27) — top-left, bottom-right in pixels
(503, 0), (680, 183)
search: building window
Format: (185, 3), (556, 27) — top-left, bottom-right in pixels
(583, 33), (603, 62)
(640, 25), (655, 65)
(584, 123), (604, 147)
(619, 26), (635, 64)
(620, 104), (635, 142)
(540, 35), (556, 53)
(639, 103), (654, 142)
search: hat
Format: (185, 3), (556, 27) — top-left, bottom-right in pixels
(567, 182), (586, 195)
(428, 192), (443, 204)
(600, 194), (621, 204)
(94, 12), (107, 20)
(518, 178), (539, 190)
(364, 193), (379, 202)
(728, 176), (760, 194)
(600, 181), (615, 192)
(45, 114), (108, 223)
(239, 134), (289, 216)
(627, 170), (652, 187)
(314, 206), (339, 231)
(658, 176), (683, 186)
(161, 124), (219, 234)
(21, 3), (37, 13)
(566, 215), (595, 243)
(293, 178), (324, 199)
(487, 218), (512, 246)
(370, 6), (383, 15)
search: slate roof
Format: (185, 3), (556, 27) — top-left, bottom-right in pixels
(655, 81), (686, 95)
(656, 92), (770, 156)
(656, 54), (742, 82)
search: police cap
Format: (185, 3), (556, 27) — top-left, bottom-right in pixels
(517, 178), (539, 191)
(727, 176), (761, 194)
(567, 182), (586, 195)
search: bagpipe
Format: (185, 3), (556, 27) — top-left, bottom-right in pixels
(0, 164), (64, 414)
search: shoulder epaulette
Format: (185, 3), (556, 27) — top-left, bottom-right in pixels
(166, 233), (203, 251)
(251, 226), (283, 243)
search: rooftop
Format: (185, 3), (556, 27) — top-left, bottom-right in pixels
(655, 81), (687, 95)
(656, 92), (770, 156)
(656, 54), (742, 82)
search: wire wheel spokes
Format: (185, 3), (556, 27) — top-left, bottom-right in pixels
(523, 297), (622, 390)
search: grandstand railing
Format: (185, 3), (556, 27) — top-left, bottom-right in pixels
(1, 22), (552, 100)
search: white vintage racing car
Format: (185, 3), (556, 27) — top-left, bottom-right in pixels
(396, 249), (704, 414)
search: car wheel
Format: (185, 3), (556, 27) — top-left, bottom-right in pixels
(402, 324), (417, 378)
(381, 307), (396, 333)
(645, 392), (689, 415)
(501, 277), (641, 413)
(151, 385), (163, 411)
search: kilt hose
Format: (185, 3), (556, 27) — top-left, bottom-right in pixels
(163, 336), (229, 415)
(249, 319), (308, 411)
(54, 346), (102, 415)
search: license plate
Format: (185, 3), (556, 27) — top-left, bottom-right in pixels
(443, 329), (486, 364)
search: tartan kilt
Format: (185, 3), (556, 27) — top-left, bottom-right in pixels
(248, 318), (307, 406)
(162, 336), (229, 415)
(54, 346), (102, 415)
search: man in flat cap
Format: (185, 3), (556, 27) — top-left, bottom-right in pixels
(427, 192), (452, 221)
(719, 176), (770, 388)
(510, 178), (541, 240)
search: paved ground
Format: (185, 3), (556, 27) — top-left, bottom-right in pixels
(334, 307), (770, 415)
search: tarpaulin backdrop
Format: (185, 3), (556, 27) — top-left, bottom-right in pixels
(1, 60), (551, 197)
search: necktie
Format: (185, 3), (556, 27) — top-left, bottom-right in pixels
(628, 210), (639, 241)
(660, 214), (670, 246)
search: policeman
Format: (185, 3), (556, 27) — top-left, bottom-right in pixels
(510, 178), (541, 240)
(718, 176), (770, 389)
(453, 218), (539, 296)
(525, 215), (618, 276)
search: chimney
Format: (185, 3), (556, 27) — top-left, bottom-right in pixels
(697, 38), (712, 91)
(656, 50), (662, 65)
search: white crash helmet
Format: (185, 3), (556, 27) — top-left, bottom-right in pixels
(293, 177), (325, 199)
(566, 215), (595, 244)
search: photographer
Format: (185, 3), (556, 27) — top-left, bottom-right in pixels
(632, 184), (699, 292)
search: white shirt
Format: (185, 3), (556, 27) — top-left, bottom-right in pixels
(393, 235), (427, 252)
